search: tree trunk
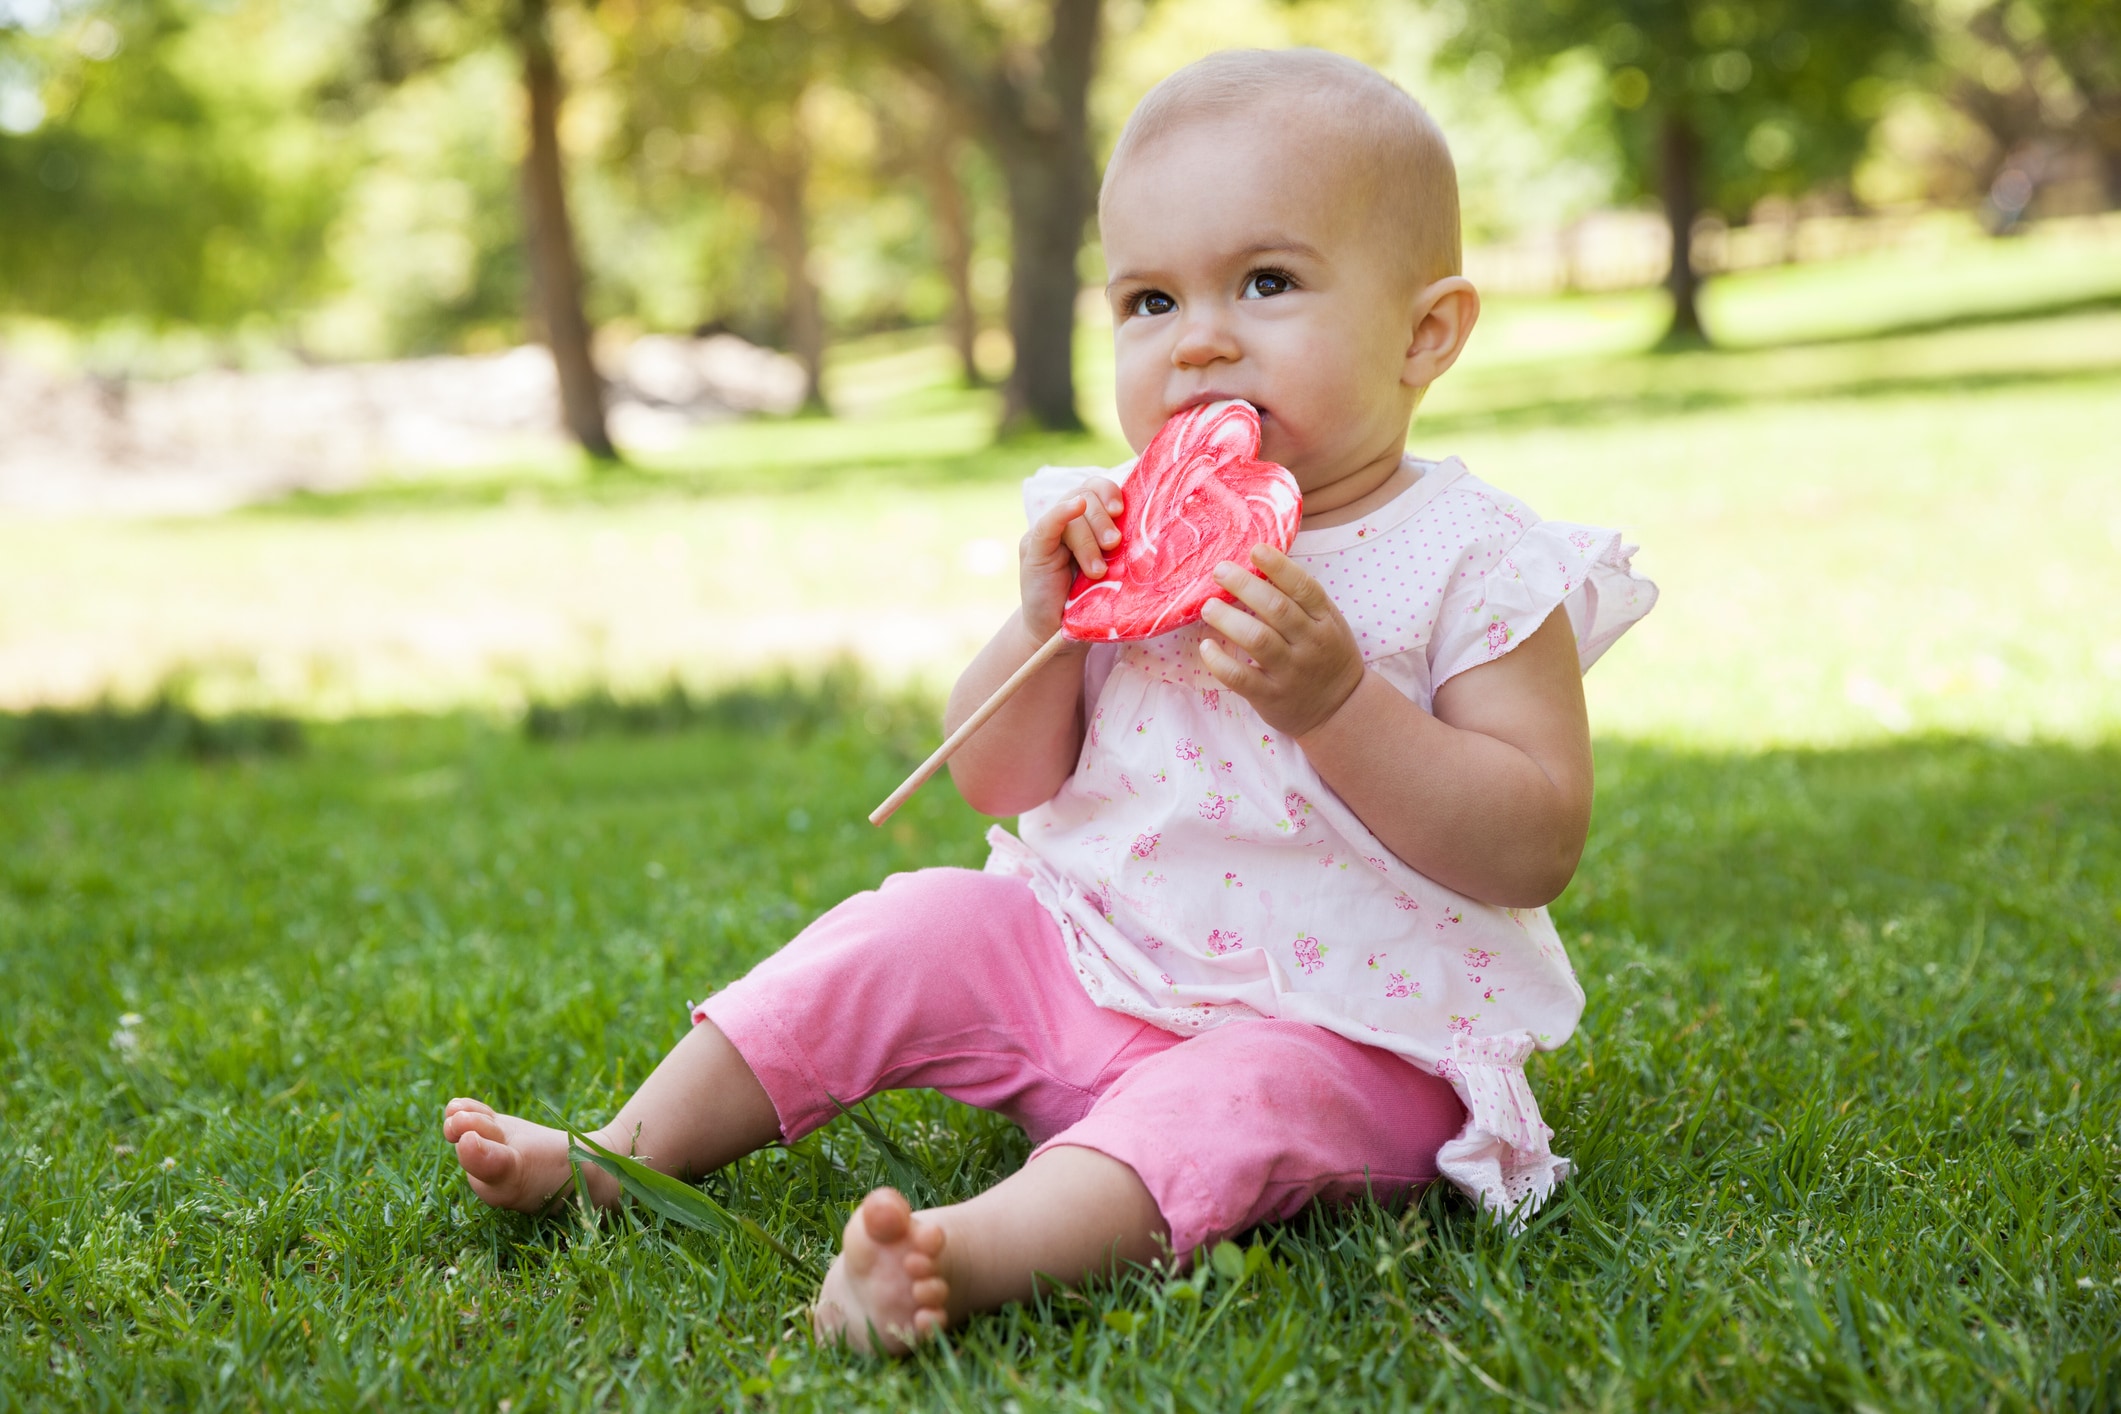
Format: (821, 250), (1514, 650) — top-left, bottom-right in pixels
(850, 0), (1101, 430)
(756, 151), (829, 414)
(922, 134), (983, 388)
(1657, 109), (1708, 348)
(520, 18), (615, 459)
(2086, 101), (2121, 207)
(996, 0), (1100, 434)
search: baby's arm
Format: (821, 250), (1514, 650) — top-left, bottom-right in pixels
(1200, 546), (1592, 908)
(945, 477), (1126, 816)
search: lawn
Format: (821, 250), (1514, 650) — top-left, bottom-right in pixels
(4, 224), (2120, 1409)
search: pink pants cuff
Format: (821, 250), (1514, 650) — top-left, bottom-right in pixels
(696, 868), (1465, 1258)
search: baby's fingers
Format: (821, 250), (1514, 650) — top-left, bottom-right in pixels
(1070, 481), (1124, 569)
(1026, 494), (1093, 574)
(1078, 496), (1121, 554)
(1080, 476), (1125, 526)
(1250, 545), (1335, 622)
(1063, 514), (1110, 579)
(1028, 480), (1126, 581)
(1199, 635), (1265, 694)
(1028, 493), (1088, 549)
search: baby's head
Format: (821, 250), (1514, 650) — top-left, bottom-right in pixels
(1100, 50), (1477, 498)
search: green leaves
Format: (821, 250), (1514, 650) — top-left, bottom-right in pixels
(565, 1128), (804, 1266)
(825, 1092), (938, 1207)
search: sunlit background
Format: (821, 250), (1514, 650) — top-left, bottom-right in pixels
(7, 5), (2120, 1401)
(3, 0), (2118, 749)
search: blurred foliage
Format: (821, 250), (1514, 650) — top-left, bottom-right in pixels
(609, 0), (854, 405)
(1, 0), (2115, 362)
(1928, 0), (2121, 214)
(0, 690), (301, 768)
(1442, 0), (1928, 220)
(317, 48), (531, 354)
(0, 0), (346, 327)
(522, 659), (930, 743)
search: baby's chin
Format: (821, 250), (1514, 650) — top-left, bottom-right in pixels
(1255, 424), (1314, 477)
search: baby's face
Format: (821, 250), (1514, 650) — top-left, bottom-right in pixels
(1101, 111), (1426, 493)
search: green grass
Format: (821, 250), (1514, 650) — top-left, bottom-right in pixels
(3, 704), (2117, 1408)
(5, 221), (2121, 1408)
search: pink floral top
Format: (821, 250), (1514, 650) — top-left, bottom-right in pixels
(985, 455), (1658, 1222)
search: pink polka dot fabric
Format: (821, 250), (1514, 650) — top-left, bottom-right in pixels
(1002, 455), (1658, 1224)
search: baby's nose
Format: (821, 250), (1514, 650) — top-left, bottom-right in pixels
(1171, 314), (1240, 366)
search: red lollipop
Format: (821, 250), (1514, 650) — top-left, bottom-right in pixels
(872, 399), (1302, 824)
(1063, 399), (1303, 642)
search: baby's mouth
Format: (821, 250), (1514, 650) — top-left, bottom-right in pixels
(1176, 393), (1270, 421)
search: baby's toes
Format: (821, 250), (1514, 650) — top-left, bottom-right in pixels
(444, 1097), (497, 1120)
(455, 1130), (520, 1188)
(910, 1276), (948, 1310)
(443, 1110), (507, 1145)
(839, 1213), (878, 1277)
(858, 1188), (913, 1244)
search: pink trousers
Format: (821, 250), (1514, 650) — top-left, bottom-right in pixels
(695, 868), (1466, 1257)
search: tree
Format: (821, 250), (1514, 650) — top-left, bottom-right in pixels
(916, 111), (987, 390)
(369, 0), (615, 457)
(842, 0), (1101, 432)
(867, 73), (987, 388)
(1446, 0), (1926, 344)
(611, 1), (835, 411)
(2031, 0), (2121, 199)
(0, 0), (339, 329)
(1953, 0), (2121, 206)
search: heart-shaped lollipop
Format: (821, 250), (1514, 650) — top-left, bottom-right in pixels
(1063, 399), (1303, 642)
(871, 399), (1302, 824)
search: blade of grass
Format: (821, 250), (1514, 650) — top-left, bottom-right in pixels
(566, 1128), (805, 1267)
(824, 1092), (936, 1206)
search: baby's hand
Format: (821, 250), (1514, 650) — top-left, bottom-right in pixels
(1020, 475), (1125, 640)
(1199, 546), (1365, 738)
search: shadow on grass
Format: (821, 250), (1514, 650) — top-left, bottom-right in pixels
(0, 690), (302, 770)
(1727, 285), (2121, 352)
(521, 659), (933, 745)
(1424, 358), (2121, 438)
(246, 426), (1126, 520)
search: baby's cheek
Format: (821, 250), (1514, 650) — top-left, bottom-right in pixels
(1110, 349), (1166, 451)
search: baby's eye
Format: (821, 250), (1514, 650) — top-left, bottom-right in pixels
(1127, 289), (1176, 318)
(1240, 270), (1294, 300)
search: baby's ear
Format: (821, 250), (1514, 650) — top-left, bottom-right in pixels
(1402, 277), (1480, 391)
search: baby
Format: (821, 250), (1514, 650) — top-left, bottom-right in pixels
(441, 48), (1654, 1353)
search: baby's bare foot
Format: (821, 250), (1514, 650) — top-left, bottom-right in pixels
(813, 1188), (950, 1355)
(441, 1097), (618, 1213)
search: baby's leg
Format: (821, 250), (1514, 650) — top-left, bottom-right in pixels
(813, 1145), (1167, 1355)
(444, 866), (1146, 1216)
(443, 1018), (779, 1213)
(817, 1017), (1468, 1350)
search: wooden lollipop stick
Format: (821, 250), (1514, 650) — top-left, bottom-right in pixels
(869, 627), (1071, 826)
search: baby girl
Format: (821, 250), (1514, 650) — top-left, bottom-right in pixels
(441, 48), (1654, 1353)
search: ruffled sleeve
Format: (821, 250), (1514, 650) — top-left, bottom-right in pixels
(1433, 1032), (1571, 1227)
(1428, 498), (1658, 689)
